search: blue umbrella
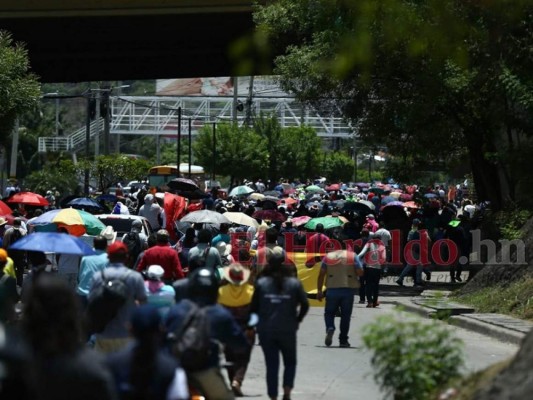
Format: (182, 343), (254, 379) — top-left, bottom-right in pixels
(382, 201), (405, 208)
(381, 196), (396, 205)
(96, 194), (118, 202)
(9, 232), (96, 256)
(66, 197), (103, 210)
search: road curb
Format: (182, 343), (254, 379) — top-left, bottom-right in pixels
(391, 300), (526, 345)
(448, 316), (525, 345)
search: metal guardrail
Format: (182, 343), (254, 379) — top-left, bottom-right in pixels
(38, 118), (103, 153)
(110, 96), (355, 137)
(38, 94), (356, 155)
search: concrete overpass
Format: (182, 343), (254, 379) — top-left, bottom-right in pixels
(0, 1), (259, 83)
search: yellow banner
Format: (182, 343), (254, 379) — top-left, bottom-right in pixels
(288, 252), (324, 307)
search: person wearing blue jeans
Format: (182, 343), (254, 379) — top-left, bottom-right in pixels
(251, 253), (309, 400)
(259, 333), (297, 400)
(396, 219), (430, 287)
(317, 247), (363, 348)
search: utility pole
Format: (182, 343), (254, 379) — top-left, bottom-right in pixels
(177, 107), (182, 177)
(188, 118), (192, 178)
(212, 122), (216, 182)
(102, 84), (111, 155)
(232, 77), (238, 124)
(94, 89), (100, 158)
(9, 120), (19, 179)
(84, 92), (92, 195)
(245, 75), (254, 126)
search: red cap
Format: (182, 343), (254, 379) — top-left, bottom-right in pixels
(107, 241), (128, 256)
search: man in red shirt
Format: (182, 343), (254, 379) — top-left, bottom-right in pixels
(137, 229), (184, 283)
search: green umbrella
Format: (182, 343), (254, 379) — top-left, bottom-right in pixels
(304, 217), (344, 231)
(305, 185), (322, 192)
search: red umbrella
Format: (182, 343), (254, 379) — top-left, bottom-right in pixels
(6, 192), (49, 206)
(0, 200), (13, 215)
(326, 184), (341, 191)
(252, 209), (287, 222)
(403, 201), (420, 209)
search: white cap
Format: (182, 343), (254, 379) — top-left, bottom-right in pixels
(147, 265), (164, 280)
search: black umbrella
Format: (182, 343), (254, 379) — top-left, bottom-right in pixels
(168, 178), (199, 192)
(263, 191), (281, 198)
(176, 189), (208, 200)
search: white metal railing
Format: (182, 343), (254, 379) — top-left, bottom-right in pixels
(38, 94), (356, 155)
(38, 118), (103, 153)
(110, 96), (355, 137)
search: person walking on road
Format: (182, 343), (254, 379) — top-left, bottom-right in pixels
(317, 242), (364, 347)
(77, 235), (109, 310)
(251, 253), (309, 400)
(357, 230), (386, 308)
(218, 264), (255, 397)
(89, 242), (147, 354)
(136, 230), (184, 284)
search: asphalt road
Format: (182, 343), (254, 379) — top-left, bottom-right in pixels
(239, 297), (518, 400)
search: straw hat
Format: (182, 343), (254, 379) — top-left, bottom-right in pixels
(0, 217), (7, 227)
(101, 225), (117, 245)
(222, 264), (250, 286)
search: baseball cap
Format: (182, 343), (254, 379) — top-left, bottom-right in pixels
(366, 214), (375, 219)
(412, 218), (421, 226)
(107, 241), (128, 256)
(147, 265), (165, 280)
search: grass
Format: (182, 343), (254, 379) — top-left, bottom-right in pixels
(453, 277), (533, 321)
(434, 359), (511, 400)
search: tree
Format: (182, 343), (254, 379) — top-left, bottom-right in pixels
(82, 155), (151, 192)
(320, 151), (356, 182)
(251, 0), (533, 209)
(25, 159), (80, 196)
(193, 123), (267, 187)
(0, 30), (41, 181)
(276, 125), (322, 181)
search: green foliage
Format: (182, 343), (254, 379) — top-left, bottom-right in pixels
(363, 315), (464, 400)
(0, 30), (41, 143)
(25, 159), (80, 196)
(454, 277), (533, 321)
(193, 123), (267, 184)
(193, 116), (327, 184)
(320, 151), (354, 182)
(80, 155), (151, 192)
(251, 0), (533, 209)
(492, 204), (533, 241)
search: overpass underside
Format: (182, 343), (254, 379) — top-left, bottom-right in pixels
(0, 1), (257, 83)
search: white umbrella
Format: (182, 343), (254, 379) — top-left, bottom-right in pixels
(229, 185), (255, 197)
(223, 212), (259, 228)
(180, 210), (231, 225)
(249, 193), (265, 201)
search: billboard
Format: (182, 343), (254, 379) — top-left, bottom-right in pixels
(156, 76), (288, 97)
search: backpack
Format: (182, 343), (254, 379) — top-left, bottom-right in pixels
(167, 300), (212, 372)
(123, 231), (142, 267)
(86, 269), (129, 333)
(9, 228), (23, 245)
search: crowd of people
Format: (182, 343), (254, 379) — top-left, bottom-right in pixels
(0, 177), (484, 400)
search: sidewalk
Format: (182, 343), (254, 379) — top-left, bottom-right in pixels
(391, 289), (533, 345)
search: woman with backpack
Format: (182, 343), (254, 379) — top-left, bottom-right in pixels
(250, 254), (309, 400)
